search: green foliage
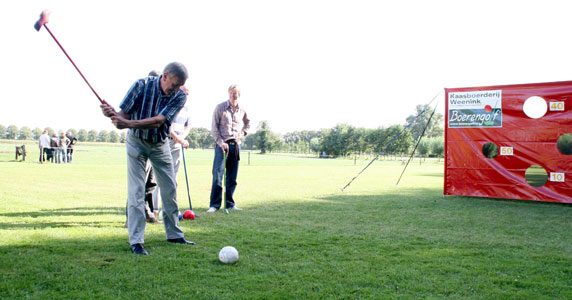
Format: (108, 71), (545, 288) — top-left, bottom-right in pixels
(187, 127), (212, 149)
(77, 129), (88, 142)
(0, 142), (570, 299)
(405, 104), (444, 140)
(18, 126), (32, 140)
(97, 130), (109, 142)
(256, 121), (270, 153)
(283, 130), (322, 153)
(429, 137), (444, 157)
(320, 124), (414, 157)
(350, 127), (369, 154)
(67, 128), (78, 138)
(384, 124), (413, 154)
(320, 123), (355, 157)
(417, 138), (430, 156)
(414, 137), (444, 159)
(366, 127), (387, 153)
(32, 127), (43, 140)
(255, 121), (282, 154)
(87, 130), (98, 142)
(108, 130), (119, 143)
(0, 102), (444, 150)
(309, 137), (321, 153)
(5, 124), (18, 139)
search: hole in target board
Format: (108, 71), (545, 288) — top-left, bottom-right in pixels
(523, 96), (548, 119)
(482, 142), (498, 159)
(525, 165), (548, 187)
(557, 133), (572, 155)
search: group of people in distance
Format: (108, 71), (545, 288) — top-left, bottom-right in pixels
(38, 130), (78, 163)
(100, 62), (250, 255)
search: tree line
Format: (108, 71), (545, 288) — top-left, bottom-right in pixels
(243, 104), (444, 158)
(1, 104), (444, 157)
(0, 125), (124, 143)
(0, 124), (214, 147)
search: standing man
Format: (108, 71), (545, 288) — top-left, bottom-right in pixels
(100, 62), (195, 256)
(65, 131), (78, 163)
(58, 131), (70, 163)
(207, 84), (250, 213)
(38, 129), (51, 163)
(50, 133), (60, 163)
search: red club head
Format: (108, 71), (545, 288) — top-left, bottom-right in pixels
(34, 10), (51, 31)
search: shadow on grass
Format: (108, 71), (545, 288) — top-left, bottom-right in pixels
(317, 188), (571, 207)
(0, 221), (122, 230)
(0, 207), (126, 230)
(0, 206), (125, 218)
(420, 172), (444, 178)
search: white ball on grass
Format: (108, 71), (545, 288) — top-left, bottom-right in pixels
(218, 246), (239, 264)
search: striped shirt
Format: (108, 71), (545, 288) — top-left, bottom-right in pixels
(120, 76), (187, 143)
(211, 100), (250, 147)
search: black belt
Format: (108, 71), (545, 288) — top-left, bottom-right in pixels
(226, 139), (237, 145)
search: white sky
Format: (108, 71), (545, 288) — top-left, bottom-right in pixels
(2, 0), (571, 134)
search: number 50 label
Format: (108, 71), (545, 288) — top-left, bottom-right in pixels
(500, 147), (513, 156)
(550, 172), (565, 182)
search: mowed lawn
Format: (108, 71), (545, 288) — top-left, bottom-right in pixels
(0, 140), (570, 299)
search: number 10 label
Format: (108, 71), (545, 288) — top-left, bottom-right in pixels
(550, 172), (565, 182)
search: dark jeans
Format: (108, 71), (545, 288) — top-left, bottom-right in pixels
(144, 165), (157, 212)
(209, 142), (240, 209)
(66, 148), (74, 163)
(39, 147), (49, 162)
(46, 148), (54, 162)
(125, 161), (157, 220)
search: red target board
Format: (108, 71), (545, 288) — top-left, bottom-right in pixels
(444, 81), (572, 203)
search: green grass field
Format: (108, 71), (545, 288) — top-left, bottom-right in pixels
(0, 140), (570, 299)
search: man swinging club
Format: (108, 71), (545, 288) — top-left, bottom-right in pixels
(100, 62), (195, 255)
(35, 12), (194, 255)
